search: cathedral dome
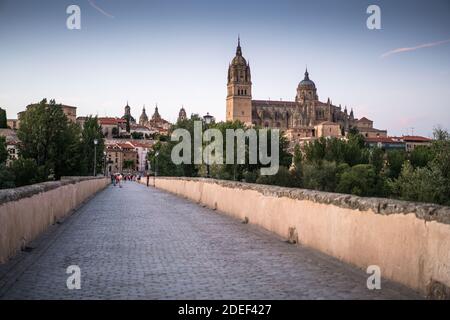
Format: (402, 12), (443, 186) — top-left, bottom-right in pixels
(298, 69), (316, 89)
(230, 37), (248, 66)
(231, 55), (247, 66)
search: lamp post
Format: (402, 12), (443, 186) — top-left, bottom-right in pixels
(93, 139), (98, 176)
(154, 151), (159, 187)
(202, 113), (213, 178)
(103, 151), (107, 176)
(146, 160), (151, 187)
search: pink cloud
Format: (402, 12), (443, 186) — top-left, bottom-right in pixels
(381, 39), (450, 58)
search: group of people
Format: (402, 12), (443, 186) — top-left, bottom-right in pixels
(110, 173), (141, 187)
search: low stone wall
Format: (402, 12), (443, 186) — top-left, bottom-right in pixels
(0, 177), (109, 264)
(141, 177), (450, 298)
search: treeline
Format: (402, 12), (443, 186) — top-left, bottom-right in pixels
(290, 129), (450, 206)
(147, 115), (292, 181)
(0, 99), (105, 189)
(149, 115), (450, 206)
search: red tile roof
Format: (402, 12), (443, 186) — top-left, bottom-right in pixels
(401, 135), (432, 142)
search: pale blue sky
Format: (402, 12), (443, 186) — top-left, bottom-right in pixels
(0, 0), (449, 136)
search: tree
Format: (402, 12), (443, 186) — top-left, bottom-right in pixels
(256, 166), (300, 188)
(147, 141), (184, 177)
(433, 126), (449, 141)
(390, 161), (447, 205)
(17, 99), (81, 179)
(386, 150), (406, 179)
(0, 108), (7, 128)
(123, 160), (135, 170)
(10, 158), (43, 187)
(369, 147), (384, 174)
(131, 131), (144, 139)
(0, 164), (15, 189)
(0, 136), (7, 164)
(336, 164), (378, 197)
(80, 116), (105, 176)
(409, 145), (433, 168)
(303, 161), (347, 192)
(293, 144), (303, 169)
(112, 127), (119, 138)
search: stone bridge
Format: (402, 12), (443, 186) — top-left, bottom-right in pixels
(0, 180), (430, 299)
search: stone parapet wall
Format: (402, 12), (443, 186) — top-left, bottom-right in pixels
(0, 177), (109, 264)
(142, 177), (450, 299)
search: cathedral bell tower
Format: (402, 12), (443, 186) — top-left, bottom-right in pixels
(296, 68), (318, 103)
(226, 37), (252, 124)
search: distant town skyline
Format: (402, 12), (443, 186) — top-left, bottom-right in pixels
(1, 0), (450, 137)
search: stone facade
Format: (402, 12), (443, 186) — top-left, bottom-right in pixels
(226, 39), (387, 139)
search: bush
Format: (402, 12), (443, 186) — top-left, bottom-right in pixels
(256, 166), (300, 188)
(303, 161), (347, 192)
(0, 164), (15, 189)
(390, 162), (447, 205)
(336, 164), (378, 197)
(10, 158), (44, 187)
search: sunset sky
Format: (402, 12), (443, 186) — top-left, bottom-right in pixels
(1, 0), (449, 136)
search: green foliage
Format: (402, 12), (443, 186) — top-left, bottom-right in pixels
(293, 144), (302, 168)
(0, 108), (7, 128)
(433, 126), (449, 141)
(17, 99), (82, 179)
(256, 166), (300, 187)
(304, 135), (368, 166)
(390, 162), (447, 205)
(369, 147), (384, 174)
(0, 136), (7, 164)
(336, 164), (378, 197)
(79, 116), (105, 176)
(10, 158), (44, 187)
(303, 161), (348, 192)
(409, 146), (433, 168)
(111, 127), (119, 137)
(385, 150), (406, 179)
(148, 141), (184, 177)
(123, 160), (135, 169)
(131, 131), (144, 139)
(0, 164), (15, 189)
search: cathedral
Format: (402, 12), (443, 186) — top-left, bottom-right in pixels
(226, 38), (387, 140)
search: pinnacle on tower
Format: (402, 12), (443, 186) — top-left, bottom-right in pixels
(304, 67), (310, 80)
(236, 35), (242, 56)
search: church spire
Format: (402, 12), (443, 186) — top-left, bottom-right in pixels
(304, 67), (310, 80)
(236, 35), (242, 56)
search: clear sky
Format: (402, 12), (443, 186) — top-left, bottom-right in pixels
(0, 0), (449, 137)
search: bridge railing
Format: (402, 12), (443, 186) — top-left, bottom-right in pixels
(141, 177), (450, 299)
(0, 176), (109, 264)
